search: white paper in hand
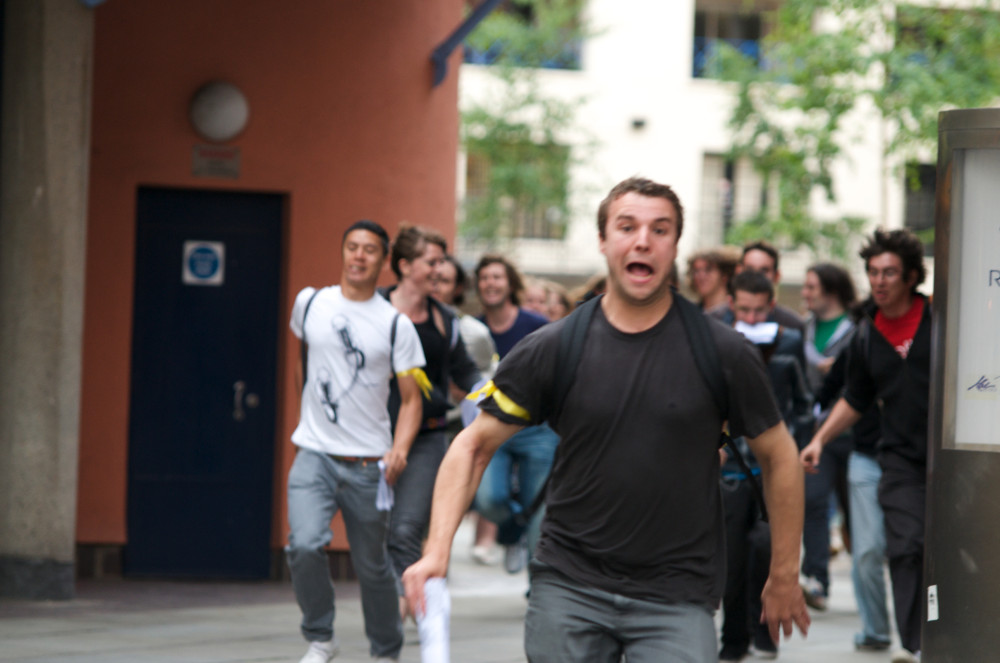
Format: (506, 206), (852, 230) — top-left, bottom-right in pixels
(417, 578), (451, 663)
(734, 320), (780, 345)
(376, 460), (394, 511)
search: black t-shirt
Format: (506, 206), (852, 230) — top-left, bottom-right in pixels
(480, 301), (781, 607)
(412, 301), (481, 419)
(379, 287), (481, 423)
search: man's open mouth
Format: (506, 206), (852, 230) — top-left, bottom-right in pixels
(627, 262), (653, 277)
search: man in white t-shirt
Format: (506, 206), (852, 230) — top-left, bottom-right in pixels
(287, 220), (426, 663)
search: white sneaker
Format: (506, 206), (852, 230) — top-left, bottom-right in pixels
(299, 639), (339, 663)
(471, 544), (498, 565)
(890, 649), (920, 663)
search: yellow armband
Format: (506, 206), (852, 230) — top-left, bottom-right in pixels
(467, 380), (531, 422)
(397, 367), (432, 400)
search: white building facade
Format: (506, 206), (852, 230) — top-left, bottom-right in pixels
(456, 0), (935, 292)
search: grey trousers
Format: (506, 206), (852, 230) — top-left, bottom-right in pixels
(387, 430), (448, 592)
(524, 561), (717, 662)
(285, 448), (403, 659)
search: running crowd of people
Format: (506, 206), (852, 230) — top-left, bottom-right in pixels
(286, 177), (930, 663)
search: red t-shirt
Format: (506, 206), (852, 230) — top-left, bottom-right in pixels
(874, 297), (924, 358)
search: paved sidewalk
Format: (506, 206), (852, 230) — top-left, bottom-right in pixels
(0, 518), (899, 662)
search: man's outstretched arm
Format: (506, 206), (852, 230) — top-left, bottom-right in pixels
(402, 411), (523, 615)
(746, 421), (811, 642)
(799, 397), (862, 473)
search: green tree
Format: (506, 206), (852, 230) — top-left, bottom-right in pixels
(460, 0), (589, 243)
(715, 0), (1000, 258)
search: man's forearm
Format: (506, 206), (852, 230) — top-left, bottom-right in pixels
(421, 433), (488, 564)
(392, 397), (422, 457)
(758, 437), (804, 580)
(813, 397), (862, 448)
(422, 415), (520, 562)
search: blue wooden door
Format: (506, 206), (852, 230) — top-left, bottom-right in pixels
(126, 187), (283, 578)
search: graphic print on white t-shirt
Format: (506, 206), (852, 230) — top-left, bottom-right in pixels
(290, 286), (425, 457)
(313, 313), (379, 423)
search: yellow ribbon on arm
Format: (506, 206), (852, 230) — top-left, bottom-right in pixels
(466, 380), (532, 422)
(397, 367), (433, 400)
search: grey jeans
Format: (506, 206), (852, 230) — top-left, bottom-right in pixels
(285, 448), (402, 659)
(387, 430), (448, 592)
(524, 561), (717, 662)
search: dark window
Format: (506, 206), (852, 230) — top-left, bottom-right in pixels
(693, 6), (766, 78)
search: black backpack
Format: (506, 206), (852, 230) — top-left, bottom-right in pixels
(534, 290), (769, 522)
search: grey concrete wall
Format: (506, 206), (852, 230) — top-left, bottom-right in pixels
(0, 0), (93, 599)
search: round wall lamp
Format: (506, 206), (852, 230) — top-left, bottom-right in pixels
(189, 80), (249, 143)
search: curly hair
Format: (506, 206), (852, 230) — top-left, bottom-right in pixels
(859, 228), (926, 292)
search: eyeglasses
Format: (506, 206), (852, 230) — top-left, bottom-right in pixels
(866, 267), (901, 280)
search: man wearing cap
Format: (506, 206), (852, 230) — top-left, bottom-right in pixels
(286, 220), (426, 663)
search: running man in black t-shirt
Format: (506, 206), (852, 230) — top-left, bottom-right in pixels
(404, 177), (810, 662)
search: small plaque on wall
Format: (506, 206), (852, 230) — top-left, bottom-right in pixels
(192, 144), (241, 179)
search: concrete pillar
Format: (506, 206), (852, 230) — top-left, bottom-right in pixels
(0, 0), (93, 599)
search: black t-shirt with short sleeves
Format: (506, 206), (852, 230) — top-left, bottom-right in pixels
(479, 300), (781, 607)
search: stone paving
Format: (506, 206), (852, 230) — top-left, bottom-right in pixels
(0, 518), (901, 662)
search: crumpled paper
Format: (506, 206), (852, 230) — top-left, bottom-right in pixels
(376, 460), (394, 511)
(417, 578), (451, 662)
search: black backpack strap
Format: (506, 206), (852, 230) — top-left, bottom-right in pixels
(672, 292), (728, 416)
(300, 288), (321, 393)
(552, 294), (601, 418)
(673, 290), (769, 522)
(390, 312), (400, 373)
(523, 295), (602, 521)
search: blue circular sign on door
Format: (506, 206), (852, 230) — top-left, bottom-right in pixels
(189, 246), (220, 279)
(182, 240), (225, 286)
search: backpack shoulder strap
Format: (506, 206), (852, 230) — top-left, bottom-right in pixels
(672, 291), (728, 418)
(300, 288), (321, 392)
(429, 296), (460, 350)
(450, 314), (460, 350)
(390, 312), (400, 373)
(674, 291), (770, 522)
(552, 294), (601, 418)
(525, 294), (600, 520)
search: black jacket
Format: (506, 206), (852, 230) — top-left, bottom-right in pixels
(816, 341), (882, 457)
(844, 294), (931, 464)
(722, 327), (813, 476)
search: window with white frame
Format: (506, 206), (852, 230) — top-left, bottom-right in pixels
(463, 142), (570, 240)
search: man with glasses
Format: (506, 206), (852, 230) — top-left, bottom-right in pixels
(800, 229), (931, 663)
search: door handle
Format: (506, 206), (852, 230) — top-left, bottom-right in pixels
(233, 380), (260, 421)
(233, 380), (247, 421)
